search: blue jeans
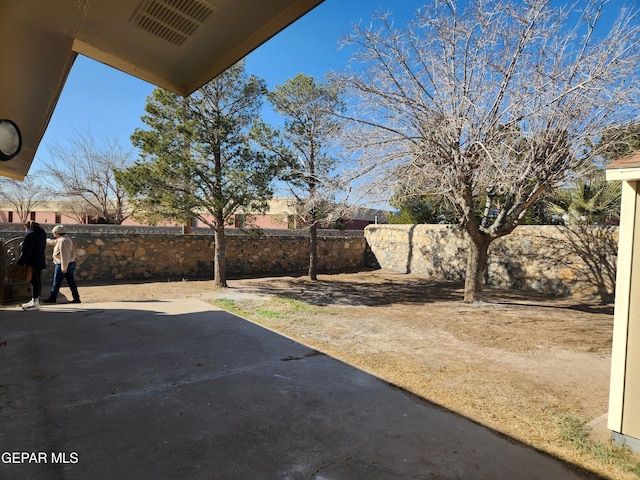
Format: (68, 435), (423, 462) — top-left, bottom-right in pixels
(49, 262), (80, 301)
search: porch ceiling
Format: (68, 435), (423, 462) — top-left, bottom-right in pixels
(0, 0), (323, 180)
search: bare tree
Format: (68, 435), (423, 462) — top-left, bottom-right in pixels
(0, 174), (50, 223)
(334, 0), (640, 302)
(42, 131), (133, 224)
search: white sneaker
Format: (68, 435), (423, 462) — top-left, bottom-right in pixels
(21, 299), (34, 308)
(23, 303), (40, 311)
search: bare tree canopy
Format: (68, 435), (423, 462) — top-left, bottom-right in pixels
(42, 131), (134, 224)
(335, 0), (640, 302)
(0, 174), (50, 223)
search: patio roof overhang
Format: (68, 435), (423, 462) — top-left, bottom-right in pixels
(606, 151), (640, 181)
(0, 0), (324, 180)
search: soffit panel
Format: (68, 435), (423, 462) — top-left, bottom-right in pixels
(0, 0), (323, 180)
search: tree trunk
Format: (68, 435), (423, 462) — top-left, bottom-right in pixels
(213, 222), (227, 288)
(308, 222), (318, 281)
(463, 234), (492, 303)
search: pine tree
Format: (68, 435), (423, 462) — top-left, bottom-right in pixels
(252, 74), (344, 280)
(116, 61), (277, 287)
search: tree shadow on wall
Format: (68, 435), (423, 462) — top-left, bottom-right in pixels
(490, 259), (573, 298)
(538, 224), (617, 305)
(408, 224), (467, 281)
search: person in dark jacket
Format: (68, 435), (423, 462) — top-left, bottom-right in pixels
(17, 220), (47, 311)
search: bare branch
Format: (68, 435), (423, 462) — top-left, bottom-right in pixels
(42, 130), (134, 224)
(0, 174), (51, 222)
(333, 0), (640, 301)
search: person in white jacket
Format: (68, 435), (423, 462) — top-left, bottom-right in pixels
(43, 225), (81, 304)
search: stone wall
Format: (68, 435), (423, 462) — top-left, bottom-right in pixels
(0, 226), (369, 285)
(365, 224), (618, 300)
(3, 223), (617, 299)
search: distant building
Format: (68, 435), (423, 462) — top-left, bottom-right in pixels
(0, 198), (388, 231)
(0, 200), (87, 226)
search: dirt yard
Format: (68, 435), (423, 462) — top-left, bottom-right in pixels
(73, 270), (634, 479)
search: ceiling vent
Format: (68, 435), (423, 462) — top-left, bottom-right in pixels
(131, 0), (217, 48)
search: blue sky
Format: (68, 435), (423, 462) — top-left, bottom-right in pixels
(33, 0), (636, 172)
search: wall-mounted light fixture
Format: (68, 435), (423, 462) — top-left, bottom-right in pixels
(0, 119), (22, 161)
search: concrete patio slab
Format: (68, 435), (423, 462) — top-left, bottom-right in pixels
(0, 299), (597, 479)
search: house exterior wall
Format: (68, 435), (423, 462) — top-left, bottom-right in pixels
(605, 178), (640, 450)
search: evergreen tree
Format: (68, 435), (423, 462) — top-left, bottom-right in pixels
(387, 191), (458, 225)
(252, 74), (344, 280)
(597, 122), (640, 162)
(116, 61), (276, 287)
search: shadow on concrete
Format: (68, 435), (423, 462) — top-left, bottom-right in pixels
(0, 299), (604, 480)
